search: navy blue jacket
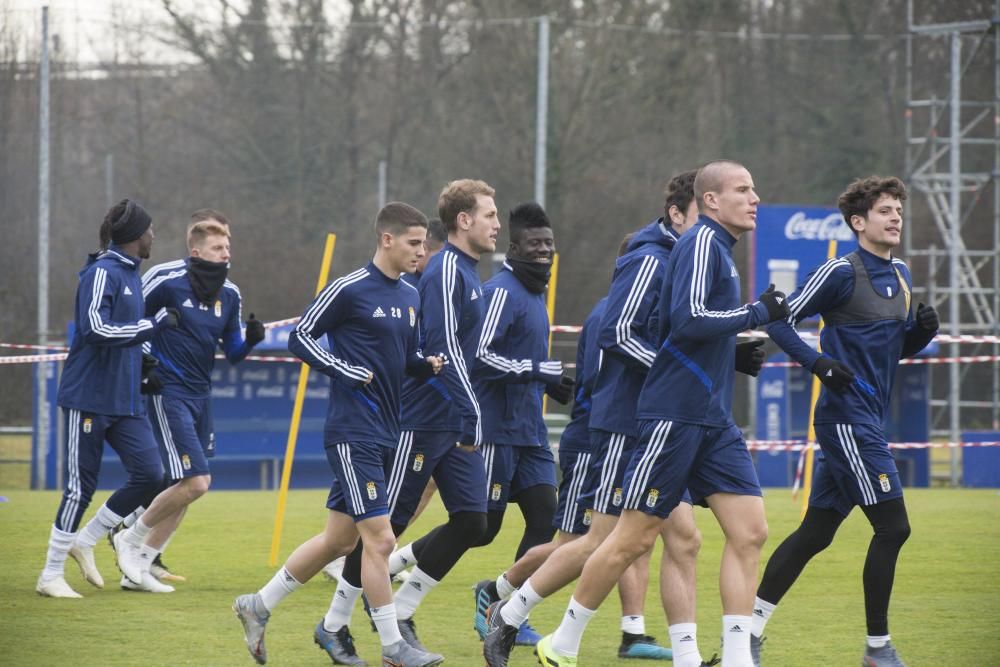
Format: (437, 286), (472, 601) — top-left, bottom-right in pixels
(474, 262), (562, 447)
(559, 297), (607, 453)
(289, 262), (428, 448)
(767, 247), (935, 427)
(142, 258), (250, 399)
(636, 216), (771, 427)
(57, 247), (172, 416)
(590, 220), (678, 436)
(400, 244), (485, 446)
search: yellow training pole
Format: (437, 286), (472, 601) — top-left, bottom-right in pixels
(800, 239), (837, 519)
(268, 233), (336, 566)
(542, 253), (560, 415)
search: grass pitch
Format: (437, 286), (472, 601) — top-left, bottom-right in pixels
(1, 487), (998, 666)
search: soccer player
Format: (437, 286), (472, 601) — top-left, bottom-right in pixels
(111, 210), (265, 592)
(534, 160), (790, 667)
(483, 171), (708, 667)
(37, 199), (178, 598)
(751, 176), (938, 667)
(231, 202), (444, 667)
(368, 179), (499, 654)
(324, 218), (450, 584)
(467, 202), (572, 643)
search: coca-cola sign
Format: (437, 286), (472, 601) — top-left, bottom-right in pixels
(783, 211), (854, 242)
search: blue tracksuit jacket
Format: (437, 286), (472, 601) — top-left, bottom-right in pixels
(559, 297), (608, 453)
(399, 243), (485, 446)
(57, 247), (172, 416)
(289, 262), (429, 448)
(766, 246), (936, 427)
(589, 219), (678, 436)
(141, 258), (250, 399)
(636, 216), (772, 427)
(474, 262), (562, 447)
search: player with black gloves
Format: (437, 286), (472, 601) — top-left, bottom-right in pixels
(754, 176), (939, 667)
(113, 210), (265, 592)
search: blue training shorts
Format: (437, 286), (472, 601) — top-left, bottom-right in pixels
(389, 430), (488, 526)
(147, 395), (213, 480)
(482, 443), (557, 512)
(810, 422), (903, 516)
(324, 440), (396, 522)
(623, 420), (760, 518)
(552, 449), (593, 534)
(576, 430), (637, 517)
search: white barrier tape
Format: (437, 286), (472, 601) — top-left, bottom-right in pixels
(746, 439), (1000, 451)
(0, 342), (69, 352)
(0, 353), (68, 364)
(762, 355), (1000, 368)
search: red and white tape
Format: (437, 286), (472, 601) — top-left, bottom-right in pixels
(746, 439), (1000, 451)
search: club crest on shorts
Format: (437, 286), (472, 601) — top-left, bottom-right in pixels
(412, 453), (424, 472)
(491, 483), (502, 501)
(878, 474), (891, 493)
(214, 300), (222, 317)
(582, 509), (592, 526)
(82, 418), (92, 434)
(646, 488), (659, 508)
(181, 454), (191, 470)
(409, 306), (416, 327)
(366, 481), (378, 500)
(612, 487), (623, 506)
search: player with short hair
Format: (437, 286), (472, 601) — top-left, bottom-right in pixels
(231, 202), (444, 667)
(38, 199), (178, 598)
(483, 171), (713, 667)
(534, 160), (790, 667)
(369, 180), (500, 656)
(751, 176), (938, 667)
(110, 213), (264, 592)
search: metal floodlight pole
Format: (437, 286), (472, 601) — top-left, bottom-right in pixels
(35, 6), (51, 490)
(948, 32), (961, 485)
(534, 14), (549, 208)
(377, 159), (387, 209)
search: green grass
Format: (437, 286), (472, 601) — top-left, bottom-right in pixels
(0, 435), (31, 491)
(1, 488), (998, 665)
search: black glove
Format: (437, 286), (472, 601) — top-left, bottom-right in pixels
(812, 356), (856, 393)
(546, 374), (575, 405)
(245, 313), (266, 347)
(915, 302), (939, 332)
(735, 339), (766, 377)
(140, 353), (164, 395)
(160, 307), (180, 329)
(758, 283), (791, 323)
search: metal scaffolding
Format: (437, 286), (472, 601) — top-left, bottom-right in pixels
(904, 1), (1000, 484)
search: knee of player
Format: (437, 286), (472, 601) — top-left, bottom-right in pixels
(876, 514), (911, 547)
(454, 511), (489, 546)
(135, 463), (166, 487)
(185, 474), (211, 498)
(745, 518), (769, 550)
(363, 528), (397, 559)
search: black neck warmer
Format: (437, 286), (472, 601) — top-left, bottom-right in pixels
(188, 257), (229, 304)
(507, 258), (551, 294)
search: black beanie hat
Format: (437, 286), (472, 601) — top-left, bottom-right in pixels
(110, 200), (152, 245)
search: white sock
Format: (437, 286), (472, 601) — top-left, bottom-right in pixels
(138, 543), (161, 574)
(550, 597), (596, 657)
(500, 579), (543, 628)
(123, 517), (151, 547)
(122, 507), (144, 529)
(751, 597), (775, 638)
(496, 572), (516, 599)
(867, 634), (891, 649)
(258, 567), (302, 611)
(370, 602), (404, 647)
(75, 504), (123, 549)
(721, 615), (753, 667)
(41, 525), (76, 581)
(388, 543), (415, 576)
(622, 614), (645, 635)
(324, 580), (363, 631)
(669, 623), (702, 667)
(393, 567), (437, 620)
